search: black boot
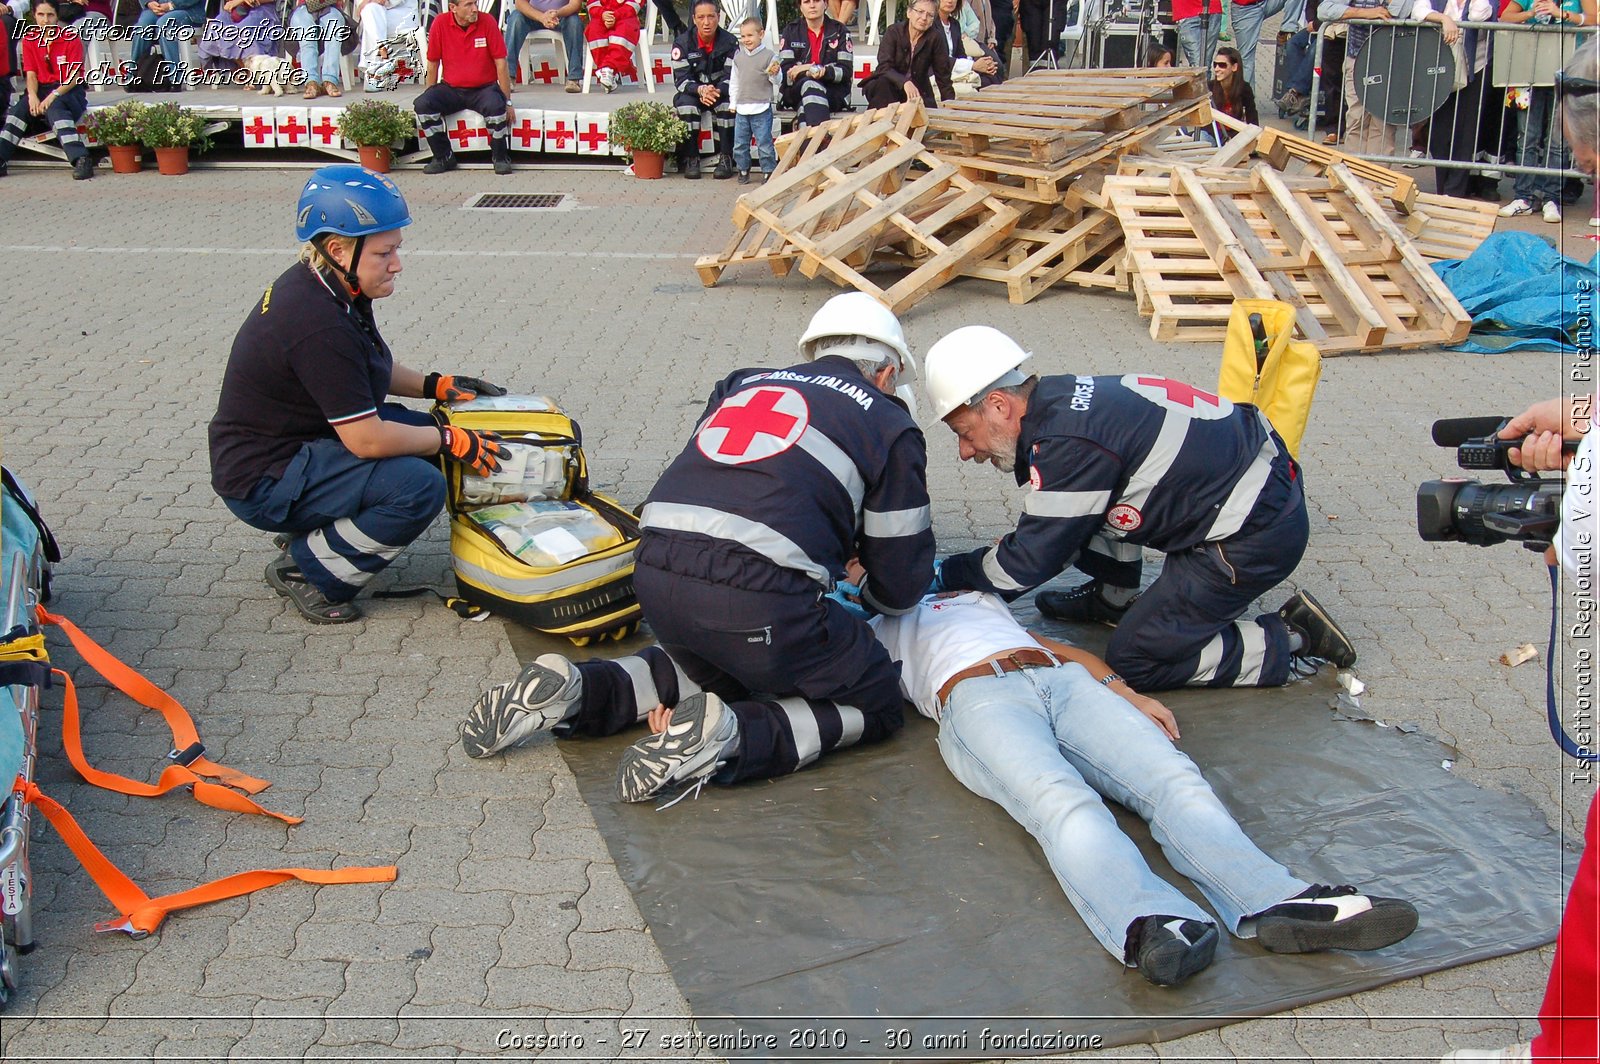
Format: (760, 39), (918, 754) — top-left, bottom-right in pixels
(680, 148), (701, 179)
(491, 141), (512, 175)
(423, 132), (456, 174)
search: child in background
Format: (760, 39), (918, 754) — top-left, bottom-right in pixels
(729, 16), (780, 184)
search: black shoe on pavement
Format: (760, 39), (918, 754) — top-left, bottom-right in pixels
(72, 156), (95, 180)
(493, 156), (513, 175)
(1127, 915), (1218, 987)
(1278, 589), (1357, 668)
(0, 161), (8, 178)
(737, 169), (750, 184)
(1253, 885), (1418, 954)
(713, 153), (735, 179)
(682, 152), (701, 179)
(423, 154), (458, 175)
(1035, 580), (1134, 626)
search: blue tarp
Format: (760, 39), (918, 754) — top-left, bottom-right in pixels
(1432, 230), (1600, 353)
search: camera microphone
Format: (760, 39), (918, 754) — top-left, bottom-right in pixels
(1431, 416), (1508, 448)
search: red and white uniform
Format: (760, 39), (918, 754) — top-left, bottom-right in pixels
(585, 0), (640, 78)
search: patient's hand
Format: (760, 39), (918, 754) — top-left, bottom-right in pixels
(1126, 691), (1179, 742)
(647, 705), (673, 734)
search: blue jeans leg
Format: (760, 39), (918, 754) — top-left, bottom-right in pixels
(132, 9), (159, 64)
(560, 13), (586, 81)
(733, 111), (752, 171)
(504, 10), (531, 79)
(937, 668), (1215, 962)
(157, 9), (203, 66)
(1177, 13), (1221, 69)
(1229, 0), (1291, 88)
(292, 6), (346, 86)
(751, 107), (775, 172)
(1514, 87), (1568, 206)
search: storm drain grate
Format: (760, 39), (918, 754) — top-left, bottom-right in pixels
(464, 193), (567, 210)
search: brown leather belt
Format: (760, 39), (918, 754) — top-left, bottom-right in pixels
(936, 648), (1060, 706)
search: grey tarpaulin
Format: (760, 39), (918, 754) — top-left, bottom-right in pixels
(509, 621), (1568, 1059)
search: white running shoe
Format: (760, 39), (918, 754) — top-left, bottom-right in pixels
(460, 654), (581, 758)
(616, 693), (738, 803)
(1498, 198), (1533, 217)
(1543, 200), (1563, 224)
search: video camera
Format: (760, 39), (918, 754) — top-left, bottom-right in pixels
(1416, 416), (1569, 549)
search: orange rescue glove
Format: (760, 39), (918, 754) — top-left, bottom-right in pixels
(424, 372), (507, 404)
(438, 426), (508, 478)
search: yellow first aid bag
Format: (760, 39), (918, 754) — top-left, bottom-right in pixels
(1217, 299), (1322, 459)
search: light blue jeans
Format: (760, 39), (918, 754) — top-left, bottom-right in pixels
(936, 663), (1308, 963)
(733, 108), (775, 174)
(290, 4), (348, 87)
(1227, 0), (1298, 89)
(504, 9), (586, 84)
(1177, 11), (1222, 70)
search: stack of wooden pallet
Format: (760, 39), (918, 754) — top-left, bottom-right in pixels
(695, 72), (1498, 354)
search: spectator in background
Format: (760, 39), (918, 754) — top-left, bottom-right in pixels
(1144, 40), (1176, 65)
(1497, 0), (1595, 222)
(0, 0), (92, 180)
(671, 0), (737, 178)
(503, 0), (584, 93)
(861, 0), (955, 109)
(1276, 0), (1320, 114)
(1018, 0), (1067, 62)
(778, 0), (853, 128)
(1423, 0), (1491, 199)
(1196, 45), (1258, 143)
(1317, 0), (1457, 152)
(415, 0), (514, 173)
(1230, 0), (1301, 86)
(196, 0), (285, 86)
(131, 0), (205, 81)
(354, 0), (420, 92)
(1174, 0), (1224, 68)
(290, 0), (349, 99)
(935, 0), (999, 87)
(827, 0), (856, 31)
(586, 0), (640, 91)
(728, 15), (777, 183)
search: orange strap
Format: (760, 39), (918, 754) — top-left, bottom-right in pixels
(52, 667), (300, 824)
(17, 779), (396, 937)
(36, 604), (270, 796)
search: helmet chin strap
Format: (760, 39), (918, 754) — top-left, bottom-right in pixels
(312, 234), (368, 297)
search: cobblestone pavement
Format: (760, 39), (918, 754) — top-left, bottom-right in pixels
(0, 160), (1587, 1063)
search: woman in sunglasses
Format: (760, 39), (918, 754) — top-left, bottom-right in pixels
(1194, 46), (1257, 146)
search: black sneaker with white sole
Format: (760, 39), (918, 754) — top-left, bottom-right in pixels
(1278, 590), (1357, 668)
(616, 692), (738, 803)
(1252, 884), (1418, 953)
(460, 654), (582, 759)
(1035, 580), (1135, 626)
(1127, 915), (1218, 986)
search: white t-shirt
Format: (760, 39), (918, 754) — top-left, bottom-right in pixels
(1559, 430), (1596, 584)
(871, 592), (1047, 720)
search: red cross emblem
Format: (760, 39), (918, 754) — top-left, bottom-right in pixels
(854, 60), (873, 81)
(1126, 375), (1232, 420)
(243, 115), (274, 145)
(531, 61), (559, 84)
(652, 58), (672, 82)
(1106, 503), (1142, 532)
(577, 122), (606, 152)
(696, 128), (712, 151)
(448, 118), (476, 149)
(511, 116), (541, 148)
(394, 58), (416, 80)
(696, 387), (810, 465)
(547, 120), (574, 149)
(278, 113), (307, 144)
(310, 114), (339, 145)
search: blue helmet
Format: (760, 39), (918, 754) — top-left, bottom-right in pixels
(294, 165), (412, 242)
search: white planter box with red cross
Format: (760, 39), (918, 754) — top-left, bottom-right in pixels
(443, 110), (490, 153)
(508, 108), (544, 153)
(241, 107), (276, 149)
(306, 108), (343, 151)
(543, 111), (578, 154)
(574, 111), (609, 156)
(851, 54), (874, 108)
(273, 106), (310, 149)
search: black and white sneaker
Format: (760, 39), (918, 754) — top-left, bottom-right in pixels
(460, 654), (581, 759)
(1252, 885), (1418, 954)
(1035, 580), (1134, 627)
(616, 692), (737, 803)
(1127, 915), (1218, 987)
(1278, 590), (1357, 668)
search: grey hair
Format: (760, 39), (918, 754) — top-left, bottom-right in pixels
(809, 335), (901, 380)
(1562, 38), (1600, 155)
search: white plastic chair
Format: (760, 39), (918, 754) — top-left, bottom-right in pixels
(497, 0), (570, 84)
(865, 0), (893, 46)
(580, 0), (655, 93)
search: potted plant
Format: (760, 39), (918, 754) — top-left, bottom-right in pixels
(609, 99), (689, 180)
(336, 99), (416, 173)
(84, 100), (148, 174)
(133, 102), (211, 175)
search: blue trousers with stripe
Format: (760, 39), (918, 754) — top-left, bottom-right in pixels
(223, 405), (445, 603)
(1104, 489), (1307, 691)
(595, 560), (905, 783)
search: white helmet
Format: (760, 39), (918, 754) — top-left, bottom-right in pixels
(924, 326), (1031, 421)
(798, 293), (916, 376)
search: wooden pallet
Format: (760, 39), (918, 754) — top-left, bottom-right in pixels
(1105, 162), (1471, 352)
(697, 107), (1019, 314)
(956, 203), (1126, 302)
(695, 103), (926, 287)
(924, 69), (1207, 164)
(933, 96), (1212, 204)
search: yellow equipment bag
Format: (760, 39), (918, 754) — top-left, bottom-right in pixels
(1217, 299), (1322, 460)
(437, 395), (643, 646)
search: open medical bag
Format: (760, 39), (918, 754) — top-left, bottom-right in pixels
(436, 395), (643, 645)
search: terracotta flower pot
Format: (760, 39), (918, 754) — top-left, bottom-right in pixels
(631, 148), (664, 180)
(357, 145), (393, 173)
(107, 144), (141, 174)
(153, 146), (190, 175)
